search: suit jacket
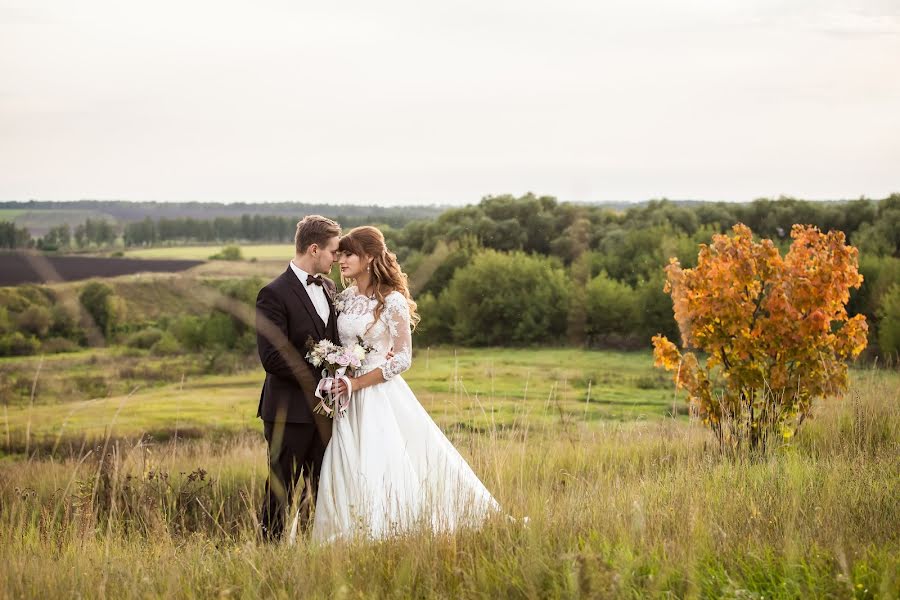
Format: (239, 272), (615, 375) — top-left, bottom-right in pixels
(256, 267), (340, 432)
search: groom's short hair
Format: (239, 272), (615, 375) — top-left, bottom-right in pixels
(295, 215), (341, 254)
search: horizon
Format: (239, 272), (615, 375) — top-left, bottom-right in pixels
(1, 193), (895, 209)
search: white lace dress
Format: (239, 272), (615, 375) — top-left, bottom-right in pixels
(311, 286), (499, 543)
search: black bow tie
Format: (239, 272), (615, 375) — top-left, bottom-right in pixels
(306, 275), (324, 286)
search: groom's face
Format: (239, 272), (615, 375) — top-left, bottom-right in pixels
(312, 236), (340, 274)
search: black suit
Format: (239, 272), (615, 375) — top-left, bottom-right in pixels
(256, 266), (339, 540)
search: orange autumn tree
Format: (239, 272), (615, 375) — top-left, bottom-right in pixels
(652, 223), (868, 453)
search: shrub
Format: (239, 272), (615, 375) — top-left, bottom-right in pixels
(417, 241), (477, 297)
(213, 277), (262, 305)
(0, 307), (10, 334)
(0, 288), (36, 313)
(634, 273), (679, 343)
(40, 337), (80, 353)
(585, 271), (638, 338)
(877, 283), (900, 359)
(169, 316), (204, 350)
(412, 292), (454, 346)
(653, 224), (868, 454)
(209, 245), (243, 261)
(48, 304), (85, 343)
(201, 312), (239, 348)
(16, 305), (52, 338)
(79, 281), (122, 339)
(151, 332), (182, 356)
(0, 332), (40, 356)
(444, 250), (569, 345)
(125, 328), (165, 350)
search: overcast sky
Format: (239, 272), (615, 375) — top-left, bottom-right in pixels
(1, 0), (898, 206)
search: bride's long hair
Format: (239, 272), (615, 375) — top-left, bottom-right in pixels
(338, 226), (420, 330)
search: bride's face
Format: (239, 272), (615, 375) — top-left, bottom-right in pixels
(338, 250), (369, 279)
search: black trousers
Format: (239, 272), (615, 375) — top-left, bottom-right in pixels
(259, 420), (326, 541)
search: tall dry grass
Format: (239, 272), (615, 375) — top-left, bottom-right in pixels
(0, 371), (897, 598)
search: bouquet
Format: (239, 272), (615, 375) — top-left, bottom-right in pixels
(305, 337), (373, 418)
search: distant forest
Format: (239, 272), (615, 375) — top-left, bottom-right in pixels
(0, 200), (446, 239)
(1, 195), (897, 255)
(1, 193), (898, 357)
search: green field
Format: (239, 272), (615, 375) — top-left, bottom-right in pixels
(0, 348), (679, 452)
(125, 244), (294, 261)
(0, 209), (24, 220)
(0, 347), (898, 598)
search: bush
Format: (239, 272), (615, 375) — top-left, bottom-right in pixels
(168, 313), (238, 350)
(877, 283), (900, 359)
(653, 224), (868, 454)
(201, 312), (239, 348)
(585, 271), (638, 338)
(209, 246), (243, 261)
(412, 292), (455, 346)
(48, 304), (85, 343)
(16, 305), (52, 338)
(634, 273), (679, 342)
(849, 255), (900, 322)
(0, 307), (10, 334)
(444, 250), (569, 345)
(40, 337), (80, 353)
(151, 332), (182, 356)
(79, 281), (122, 339)
(0, 332), (40, 356)
(417, 241), (477, 297)
(0, 287), (37, 313)
(125, 328), (165, 350)
(169, 316), (204, 351)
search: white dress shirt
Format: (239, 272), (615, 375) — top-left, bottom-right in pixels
(289, 261), (330, 325)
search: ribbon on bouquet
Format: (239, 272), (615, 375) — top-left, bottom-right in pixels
(313, 372), (353, 418)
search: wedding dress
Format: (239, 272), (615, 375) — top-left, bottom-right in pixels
(310, 286), (499, 543)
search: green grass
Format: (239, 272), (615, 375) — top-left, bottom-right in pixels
(124, 244), (294, 261)
(0, 209), (23, 220)
(0, 348), (683, 453)
(0, 349), (897, 597)
(0, 370), (897, 598)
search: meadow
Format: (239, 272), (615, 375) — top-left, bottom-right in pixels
(1, 348), (675, 454)
(124, 244), (295, 261)
(0, 347), (898, 598)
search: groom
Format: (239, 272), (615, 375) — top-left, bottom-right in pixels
(256, 214), (341, 541)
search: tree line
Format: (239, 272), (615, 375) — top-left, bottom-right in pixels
(1, 193), (897, 358)
(390, 194), (897, 356)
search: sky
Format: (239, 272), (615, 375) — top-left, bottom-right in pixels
(1, 0), (898, 206)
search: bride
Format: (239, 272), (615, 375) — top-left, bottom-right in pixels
(309, 226), (499, 543)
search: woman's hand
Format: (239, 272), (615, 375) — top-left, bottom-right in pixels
(334, 368), (385, 397)
(334, 377), (354, 398)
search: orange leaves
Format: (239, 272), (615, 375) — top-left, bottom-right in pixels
(653, 223), (868, 453)
(652, 334), (681, 371)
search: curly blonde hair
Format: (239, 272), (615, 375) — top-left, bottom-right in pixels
(338, 226), (420, 329)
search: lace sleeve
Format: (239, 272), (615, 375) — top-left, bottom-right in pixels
(334, 286), (355, 313)
(380, 292), (412, 380)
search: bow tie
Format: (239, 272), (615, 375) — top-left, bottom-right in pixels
(306, 275), (324, 286)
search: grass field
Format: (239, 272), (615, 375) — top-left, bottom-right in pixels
(0, 349), (897, 598)
(0, 209), (24, 220)
(125, 244), (294, 261)
(1, 348), (679, 454)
